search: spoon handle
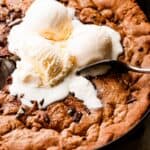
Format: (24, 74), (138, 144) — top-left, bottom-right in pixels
(76, 59), (150, 76)
(127, 65), (150, 73)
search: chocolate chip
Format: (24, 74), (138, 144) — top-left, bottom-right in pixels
(20, 94), (24, 98)
(16, 107), (26, 119)
(30, 101), (38, 111)
(14, 94), (18, 99)
(82, 136), (86, 140)
(84, 107), (91, 115)
(5, 90), (10, 94)
(73, 112), (82, 123)
(0, 108), (3, 114)
(67, 107), (76, 116)
(39, 99), (44, 106)
(30, 100), (35, 104)
(44, 114), (50, 124)
(69, 92), (75, 97)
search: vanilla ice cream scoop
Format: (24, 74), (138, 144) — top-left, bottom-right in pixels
(33, 48), (76, 86)
(8, 0), (123, 109)
(68, 21), (122, 67)
(23, 0), (73, 41)
(68, 22), (112, 67)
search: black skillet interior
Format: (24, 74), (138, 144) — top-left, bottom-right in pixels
(137, 0), (150, 20)
(98, 0), (150, 149)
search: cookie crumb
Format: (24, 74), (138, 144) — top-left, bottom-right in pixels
(73, 112), (82, 123)
(67, 107), (76, 116)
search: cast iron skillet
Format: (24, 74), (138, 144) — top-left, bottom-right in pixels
(99, 109), (150, 150)
(98, 0), (150, 149)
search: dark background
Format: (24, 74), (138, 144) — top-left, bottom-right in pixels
(137, 0), (150, 20)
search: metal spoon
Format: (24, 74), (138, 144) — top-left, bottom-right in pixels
(76, 59), (150, 77)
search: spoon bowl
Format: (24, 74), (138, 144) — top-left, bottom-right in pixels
(76, 59), (150, 77)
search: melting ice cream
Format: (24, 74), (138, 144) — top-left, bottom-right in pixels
(8, 0), (123, 109)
